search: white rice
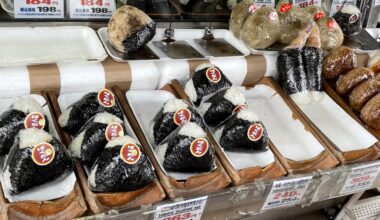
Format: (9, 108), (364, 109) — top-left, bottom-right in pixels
(2, 166), (13, 191)
(195, 63), (213, 72)
(69, 131), (85, 157)
(156, 143), (168, 164)
(19, 129), (52, 149)
(311, 91), (324, 103)
(105, 135), (137, 148)
(93, 112), (123, 124)
(290, 92), (311, 106)
(341, 5), (360, 14)
(88, 164), (98, 188)
(58, 107), (72, 127)
(178, 122), (206, 138)
(163, 99), (189, 113)
(12, 97), (43, 114)
(237, 109), (260, 122)
(184, 79), (197, 103)
(198, 102), (212, 116)
(224, 86), (246, 106)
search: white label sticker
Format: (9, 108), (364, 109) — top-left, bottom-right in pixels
(340, 162), (380, 195)
(262, 176), (312, 210)
(255, 0), (275, 7)
(330, 0), (357, 16)
(69, 0), (116, 19)
(375, 0), (380, 6)
(294, 0), (321, 8)
(154, 196), (208, 220)
(14, 0), (64, 19)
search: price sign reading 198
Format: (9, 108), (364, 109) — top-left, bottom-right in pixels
(14, 0), (64, 18)
(70, 0), (116, 19)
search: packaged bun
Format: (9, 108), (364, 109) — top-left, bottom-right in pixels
(368, 51), (380, 74)
(322, 46), (357, 79)
(317, 17), (344, 51)
(336, 67), (374, 95)
(349, 78), (380, 111)
(305, 5), (325, 21)
(229, 0), (255, 37)
(361, 93), (380, 129)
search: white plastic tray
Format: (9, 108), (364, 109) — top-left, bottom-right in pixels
(0, 26), (107, 66)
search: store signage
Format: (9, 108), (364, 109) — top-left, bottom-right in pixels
(255, 0), (275, 8)
(340, 162), (380, 195)
(69, 0), (116, 19)
(294, 0), (321, 8)
(330, 0), (357, 16)
(262, 176), (312, 210)
(14, 0), (64, 19)
(154, 196), (208, 220)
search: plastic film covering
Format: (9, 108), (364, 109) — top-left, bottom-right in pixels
(336, 67), (375, 95)
(303, 47), (323, 92)
(317, 17), (344, 51)
(349, 78), (380, 112)
(322, 46), (357, 79)
(229, 0), (255, 37)
(333, 5), (362, 36)
(361, 93), (380, 129)
(3, 129), (73, 195)
(305, 5), (325, 21)
(368, 51), (380, 74)
(88, 136), (155, 193)
(240, 6), (281, 49)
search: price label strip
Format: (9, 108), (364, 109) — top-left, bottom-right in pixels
(294, 0), (321, 8)
(255, 0), (275, 8)
(154, 196), (208, 220)
(330, 0), (357, 16)
(340, 162), (380, 195)
(69, 0), (116, 19)
(14, 0), (64, 19)
(262, 176), (312, 211)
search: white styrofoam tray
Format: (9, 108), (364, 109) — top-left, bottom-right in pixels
(0, 26), (107, 66)
(0, 94), (76, 202)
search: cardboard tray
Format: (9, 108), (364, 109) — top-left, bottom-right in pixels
(0, 92), (87, 220)
(46, 90), (166, 214)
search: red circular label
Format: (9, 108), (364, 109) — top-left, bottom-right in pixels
(97, 89), (115, 108)
(247, 124), (264, 141)
(248, 4), (257, 13)
(268, 12), (279, 21)
(120, 143), (141, 165)
(327, 19), (336, 28)
(349, 13), (359, 24)
(24, 112), (45, 129)
(32, 143), (55, 166)
(173, 108), (192, 126)
(190, 138), (209, 157)
(105, 123), (124, 141)
(314, 12), (325, 21)
(279, 3), (292, 13)
(205, 67), (221, 83)
(232, 104), (247, 113)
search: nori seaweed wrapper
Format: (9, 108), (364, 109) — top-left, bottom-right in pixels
(333, 9), (361, 36)
(122, 21), (156, 52)
(303, 47), (323, 91)
(88, 136), (155, 193)
(3, 129), (73, 195)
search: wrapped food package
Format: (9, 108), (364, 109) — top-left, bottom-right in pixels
(59, 89), (123, 135)
(2, 129), (73, 195)
(349, 78), (380, 111)
(215, 109), (269, 152)
(368, 51), (380, 74)
(317, 17), (344, 51)
(305, 5), (325, 21)
(240, 6), (281, 49)
(361, 93), (380, 129)
(152, 98), (205, 145)
(108, 6), (156, 53)
(336, 67), (375, 95)
(88, 136), (155, 193)
(69, 112), (126, 166)
(156, 122), (215, 172)
(0, 97), (49, 155)
(229, 0), (255, 37)
(199, 86), (247, 127)
(184, 64), (232, 106)
(323, 46), (357, 79)
(333, 5), (361, 36)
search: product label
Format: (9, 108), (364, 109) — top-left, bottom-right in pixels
(232, 104), (247, 113)
(14, 0), (64, 19)
(173, 108), (192, 126)
(120, 143), (141, 164)
(32, 143), (55, 166)
(279, 3), (292, 13)
(262, 176), (312, 210)
(349, 13), (360, 23)
(105, 122), (124, 141)
(294, 0), (321, 8)
(327, 19), (337, 28)
(247, 124), (264, 141)
(314, 12), (325, 21)
(154, 196), (208, 220)
(375, 0), (380, 6)
(69, 0), (116, 19)
(255, 0), (275, 7)
(340, 162), (380, 195)
(248, 4), (258, 13)
(97, 88), (115, 108)
(268, 11), (279, 21)
(205, 67), (221, 83)
(190, 138), (209, 157)
(330, 0), (357, 16)
(24, 112), (46, 129)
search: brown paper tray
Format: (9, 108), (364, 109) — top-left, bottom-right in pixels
(46, 90), (166, 214)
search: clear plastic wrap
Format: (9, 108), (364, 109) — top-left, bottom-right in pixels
(240, 6), (280, 49)
(322, 46), (357, 79)
(317, 17), (344, 51)
(305, 5), (325, 21)
(349, 78), (380, 112)
(2, 129), (74, 195)
(152, 98), (205, 145)
(336, 67), (375, 95)
(58, 89), (124, 135)
(88, 136), (155, 193)
(368, 51), (380, 74)
(69, 112), (127, 166)
(332, 5), (362, 36)
(361, 93), (380, 129)
(108, 6), (156, 53)
(229, 0), (255, 37)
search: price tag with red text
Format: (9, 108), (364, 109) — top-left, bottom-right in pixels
(69, 0), (116, 19)
(154, 196), (208, 220)
(339, 162), (380, 195)
(294, 0), (321, 8)
(262, 176), (312, 210)
(14, 0), (64, 18)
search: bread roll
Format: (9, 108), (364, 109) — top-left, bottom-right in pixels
(323, 46), (357, 79)
(361, 93), (380, 129)
(336, 67), (374, 95)
(349, 78), (380, 111)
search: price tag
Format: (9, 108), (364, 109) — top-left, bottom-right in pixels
(340, 162), (380, 195)
(255, 0), (275, 8)
(154, 196), (208, 220)
(14, 0), (64, 19)
(375, 0), (380, 6)
(330, 0), (357, 16)
(262, 176), (312, 210)
(69, 0), (116, 19)
(294, 0), (321, 8)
